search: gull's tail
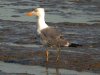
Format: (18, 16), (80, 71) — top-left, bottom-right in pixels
(68, 43), (83, 47)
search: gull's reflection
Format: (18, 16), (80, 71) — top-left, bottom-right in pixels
(45, 65), (49, 75)
(45, 62), (60, 75)
(55, 67), (60, 75)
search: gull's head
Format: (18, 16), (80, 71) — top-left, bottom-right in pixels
(26, 8), (45, 17)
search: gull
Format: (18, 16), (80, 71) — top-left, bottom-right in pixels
(26, 8), (81, 62)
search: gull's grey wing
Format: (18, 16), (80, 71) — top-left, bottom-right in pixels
(41, 27), (63, 40)
(40, 27), (68, 47)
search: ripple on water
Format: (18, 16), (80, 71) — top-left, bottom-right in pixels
(0, 0), (100, 23)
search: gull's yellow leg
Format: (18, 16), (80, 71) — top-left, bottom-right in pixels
(46, 49), (49, 62)
(56, 47), (60, 62)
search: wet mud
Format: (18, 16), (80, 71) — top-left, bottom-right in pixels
(0, 19), (100, 74)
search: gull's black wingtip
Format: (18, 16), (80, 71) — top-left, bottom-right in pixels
(69, 43), (83, 47)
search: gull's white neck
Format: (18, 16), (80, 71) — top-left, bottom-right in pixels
(37, 15), (49, 33)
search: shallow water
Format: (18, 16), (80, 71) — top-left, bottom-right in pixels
(0, 20), (100, 75)
(0, 61), (99, 75)
(0, 0), (100, 23)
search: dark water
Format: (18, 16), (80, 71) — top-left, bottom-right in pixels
(0, 0), (100, 75)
